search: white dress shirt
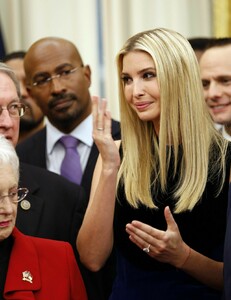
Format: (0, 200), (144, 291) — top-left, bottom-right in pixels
(46, 115), (93, 175)
(221, 125), (231, 142)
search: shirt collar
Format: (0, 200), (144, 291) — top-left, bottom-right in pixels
(221, 125), (231, 141)
(46, 115), (93, 154)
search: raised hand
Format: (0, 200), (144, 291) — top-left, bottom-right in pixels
(92, 96), (121, 171)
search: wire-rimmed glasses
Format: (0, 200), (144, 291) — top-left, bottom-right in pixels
(0, 102), (27, 118)
(32, 66), (83, 88)
(0, 188), (29, 204)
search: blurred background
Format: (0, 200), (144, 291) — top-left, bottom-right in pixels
(0, 0), (230, 120)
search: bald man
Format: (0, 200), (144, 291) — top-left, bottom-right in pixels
(16, 37), (120, 300)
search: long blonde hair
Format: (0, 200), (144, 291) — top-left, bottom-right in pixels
(116, 28), (228, 213)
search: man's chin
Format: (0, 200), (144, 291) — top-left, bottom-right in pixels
(212, 116), (231, 125)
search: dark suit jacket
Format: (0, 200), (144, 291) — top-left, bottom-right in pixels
(16, 120), (120, 300)
(16, 163), (87, 249)
(4, 227), (87, 300)
(16, 119), (121, 198)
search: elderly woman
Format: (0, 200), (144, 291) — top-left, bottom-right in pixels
(0, 135), (87, 300)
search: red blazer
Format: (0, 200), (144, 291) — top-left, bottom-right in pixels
(4, 228), (87, 300)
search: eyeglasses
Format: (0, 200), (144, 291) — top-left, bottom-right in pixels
(0, 103), (27, 118)
(32, 66), (82, 88)
(0, 188), (29, 204)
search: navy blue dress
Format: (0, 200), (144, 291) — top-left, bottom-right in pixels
(110, 146), (231, 300)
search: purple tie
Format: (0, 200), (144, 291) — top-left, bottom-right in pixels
(60, 136), (82, 185)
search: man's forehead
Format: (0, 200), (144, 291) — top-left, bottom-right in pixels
(201, 45), (231, 63)
(0, 73), (18, 98)
(27, 39), (79, 63)
(25, 51), (80, 80)
(200, 49), (231, 74)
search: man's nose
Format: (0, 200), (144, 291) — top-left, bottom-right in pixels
(206, 82), (223, 100)
(50, 77), (66, 94)
(0, 109), (14, 128)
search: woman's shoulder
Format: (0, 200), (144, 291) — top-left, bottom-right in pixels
(29, 235), (71, 251)
(13, 228), (73, 256)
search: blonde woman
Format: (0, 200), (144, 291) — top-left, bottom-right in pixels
(77, 28), (231, 299)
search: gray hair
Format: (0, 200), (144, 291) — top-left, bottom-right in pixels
(0, 62), (21, 99)
(0, 135), (19, 181)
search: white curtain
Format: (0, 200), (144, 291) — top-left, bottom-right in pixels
(0, 0), (212, 120)
(0, 0), (101, 98)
